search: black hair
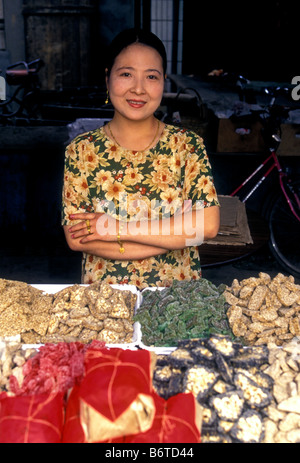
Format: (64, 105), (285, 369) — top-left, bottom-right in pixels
(105, 28), (167, 76)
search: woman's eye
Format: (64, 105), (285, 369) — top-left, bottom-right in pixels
(120, 72), (131, 77)
(148, 75), (158, 80)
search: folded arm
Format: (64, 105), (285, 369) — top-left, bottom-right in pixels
(64, 205), (220, 259)
(64, 225), (169, 260)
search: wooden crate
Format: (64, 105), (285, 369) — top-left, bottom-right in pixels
(217, 118), (266, 153)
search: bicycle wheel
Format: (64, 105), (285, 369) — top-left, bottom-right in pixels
(268, 183), (300, 279)
(0, 88), (24, 119)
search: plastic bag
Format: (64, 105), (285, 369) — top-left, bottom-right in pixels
(0, 392), (64, 443)
(62, 385), (85, 443)
(125, 391), (202, 443)
(63, 347), (155, 443)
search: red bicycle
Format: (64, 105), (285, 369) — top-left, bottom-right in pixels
(230, 85), (300, 278)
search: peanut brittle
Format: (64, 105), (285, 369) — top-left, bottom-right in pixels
(0, 279), (137, 345)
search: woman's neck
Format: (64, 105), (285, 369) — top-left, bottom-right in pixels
(106, 115), (162, 152)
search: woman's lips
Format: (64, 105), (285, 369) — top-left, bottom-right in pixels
(127, 100), (146, 108)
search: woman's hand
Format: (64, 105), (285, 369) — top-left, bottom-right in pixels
(68, 212), (121, 244)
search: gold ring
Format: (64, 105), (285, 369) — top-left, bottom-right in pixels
(86, 219), (92, 234)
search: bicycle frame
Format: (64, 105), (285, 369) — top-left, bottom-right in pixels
(230, 148), (300, 222)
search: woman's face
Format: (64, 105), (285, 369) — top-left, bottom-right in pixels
(106, 43), (165, 122)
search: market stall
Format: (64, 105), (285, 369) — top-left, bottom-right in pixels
(0, 275), (299, 443)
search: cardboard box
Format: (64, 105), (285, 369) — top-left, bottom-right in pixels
(204, 195), (253, 246)
(217, 118), (265, 153)
(277, 124), (300, 156)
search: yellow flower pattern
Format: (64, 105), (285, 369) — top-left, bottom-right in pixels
(62, 124), (219, 288)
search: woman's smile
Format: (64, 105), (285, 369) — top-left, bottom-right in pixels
(127, 99), (147, 108)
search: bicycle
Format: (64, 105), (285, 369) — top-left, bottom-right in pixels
(0, 59), (44, 122)
(229, 82), (300, 279)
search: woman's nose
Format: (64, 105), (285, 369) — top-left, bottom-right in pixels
(131, 76), (146, 94)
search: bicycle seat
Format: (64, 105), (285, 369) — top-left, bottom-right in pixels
(5, 59), (44, 85)
(6, 69), (35, 77)
(6, 69), (37, 85)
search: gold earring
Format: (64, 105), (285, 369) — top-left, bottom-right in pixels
(105, 90), (109, 105)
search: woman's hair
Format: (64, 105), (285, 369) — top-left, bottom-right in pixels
(105, 28), (167, 76)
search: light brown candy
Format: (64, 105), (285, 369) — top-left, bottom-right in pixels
(248, 285), (268, 311)
(225, 273), (300, 348)
(0, 278), (136, 344)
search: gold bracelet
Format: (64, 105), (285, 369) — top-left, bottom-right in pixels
(117, 221), (125, 254)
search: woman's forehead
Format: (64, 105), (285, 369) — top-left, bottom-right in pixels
(113, 43), (164, 70)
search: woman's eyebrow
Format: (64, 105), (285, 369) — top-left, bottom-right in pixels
(146, 68), (162, 75)
(116, 66), (162, 75)
(116, 66), (134, 72)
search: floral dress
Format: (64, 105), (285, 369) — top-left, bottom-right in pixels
(62, 124), (219, 288)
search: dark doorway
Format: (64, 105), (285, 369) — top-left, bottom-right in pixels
(182, 0), (298, 82)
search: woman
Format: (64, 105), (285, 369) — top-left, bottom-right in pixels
(62, 28), (220, 288)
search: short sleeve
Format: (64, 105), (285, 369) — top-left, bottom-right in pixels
(61, 136), (94, 226)
(182, 131), (219, 209)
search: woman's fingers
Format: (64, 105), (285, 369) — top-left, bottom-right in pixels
(80, 233), (96, 244)
(69, 212), (97, 221)
(68, 221), (85, 232)
(68, 213), (103, 235)
(67, 212), (116, 241)
(68, 221), (88, 236)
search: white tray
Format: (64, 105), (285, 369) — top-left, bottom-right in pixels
(28, 283), (143, 350)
